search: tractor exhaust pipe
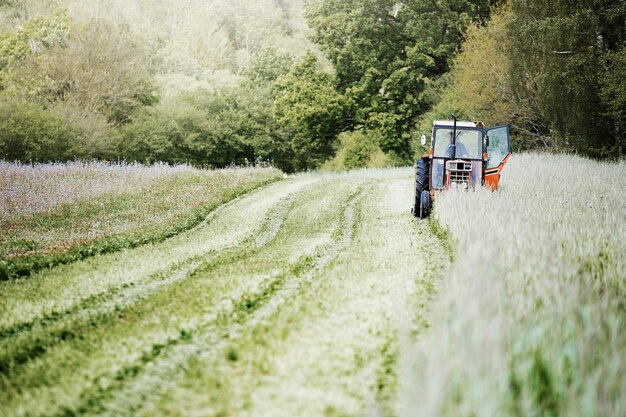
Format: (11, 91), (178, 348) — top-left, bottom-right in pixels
(451, 113), (457, 160)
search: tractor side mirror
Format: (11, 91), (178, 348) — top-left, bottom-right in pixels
(420, 134), (427, 146)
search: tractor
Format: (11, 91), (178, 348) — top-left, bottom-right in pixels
(412, 116), (512, 218)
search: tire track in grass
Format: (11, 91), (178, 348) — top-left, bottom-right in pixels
(0, 179), (316, 333)
(55, 183), (368, 417)
(0, 181), (313, 377)
(0, 178), (362, 417)
(154, 174), (447, 417)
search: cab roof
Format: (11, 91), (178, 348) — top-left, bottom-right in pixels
(433, 120), (484, 128)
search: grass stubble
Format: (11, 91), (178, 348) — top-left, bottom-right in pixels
(1, 168), (448, 417)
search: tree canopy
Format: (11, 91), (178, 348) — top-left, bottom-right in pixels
(423, 0), (625, 157)
(0, 0), (623, 167)
(304, 0), (491, 158)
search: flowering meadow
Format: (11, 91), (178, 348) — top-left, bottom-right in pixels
(0, 161), (282, 280)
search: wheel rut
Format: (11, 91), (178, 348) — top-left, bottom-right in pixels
(1, 169), (448, 417)
(52, 184), (369, 417)
(0, 180), (315, 378)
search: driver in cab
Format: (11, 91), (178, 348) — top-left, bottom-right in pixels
(445, 131), (469, 158)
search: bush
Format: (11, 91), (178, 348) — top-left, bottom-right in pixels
(122, 90), (263, 167)
(49, 100), (122, 160)
(342, 131), (378, 169)
(320, 130), (398, 171)
(121, 106), (185, 165)
(0, 99), (76, 162)
(1, 17), (156, 126)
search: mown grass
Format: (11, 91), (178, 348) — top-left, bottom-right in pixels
(0, 177), (361, 417)
(398, 153), (626, 417)
(6, 156), (619, 417)
(0, 161), (282, 280)
(146, 173), (447, 417)
(0, 169), (451, 417)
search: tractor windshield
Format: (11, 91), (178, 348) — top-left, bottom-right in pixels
(433, 128), (482, 159)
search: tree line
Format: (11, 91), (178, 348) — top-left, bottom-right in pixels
(425, 0), (625, 158)
(0, 0), (623, 171)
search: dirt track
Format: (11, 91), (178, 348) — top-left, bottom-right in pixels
(0, 169), (448, 417)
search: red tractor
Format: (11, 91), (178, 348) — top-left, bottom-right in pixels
(412, 116), (512, 218)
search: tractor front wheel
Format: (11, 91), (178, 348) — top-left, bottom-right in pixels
(413, 158), (430, 217)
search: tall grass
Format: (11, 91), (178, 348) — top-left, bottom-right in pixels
(0, 161), (282, 280)
(398, 153), (626, 416)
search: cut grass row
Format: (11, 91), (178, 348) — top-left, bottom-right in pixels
(167, 177), (447, 417)
(0, 168), (451, 417)
(0, 162), (282, 280)
(0, 177), (313, 330)
(0, 179), (312, 376)
(75, 182), (369, 417)
(0, 177), (365, 417)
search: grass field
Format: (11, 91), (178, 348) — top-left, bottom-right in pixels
(398, 153), (626, 417)
(0, 162), (282, 280)
(1, 154), (624, 417)
(0, 165), (448, 417)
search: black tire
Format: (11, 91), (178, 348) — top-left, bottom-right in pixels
(419, 190), (430, 218)
(413, 158), (430, 217)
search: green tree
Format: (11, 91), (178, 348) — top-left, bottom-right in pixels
(241, 46), (294, 84)
(239, 47), (300, 171)
(342, 130), (380, 169)
(0, 11), (72, 71)
(122, 91), (256, 167)
(2, 18), (156, 126)
(423, 3), (552, 150)
(508, 0), (625, 157)
(121, 48), (297, 170)
(305, 0), (491, 159)
(0, 99), (75, 162)
(599, 48), (626, 156)
(274, 52), (351, 170)
(121, 105), (186, 165)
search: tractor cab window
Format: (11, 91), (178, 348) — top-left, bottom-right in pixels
(433, 128), (482, 159)
(485, 125), (511, 168)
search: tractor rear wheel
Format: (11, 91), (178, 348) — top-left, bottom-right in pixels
(413, 158), (430, 217)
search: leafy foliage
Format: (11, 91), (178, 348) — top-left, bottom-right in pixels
(122, 48), (298, 170)
(321, 129), (405, 171)
(0, 0), (623, 168)
(0, 99), (75, 162)
(305, 0), (491, 159)
(430, 0), (625, 156)
(507, 0), (625, 157)
(418, 4), (553, 151)
(2, 18), (156, 125)
(274, 52), (350, 170)
(0, 11), (72, 70)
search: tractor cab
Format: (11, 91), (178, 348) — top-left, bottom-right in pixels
(412, 118), (512, 218)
